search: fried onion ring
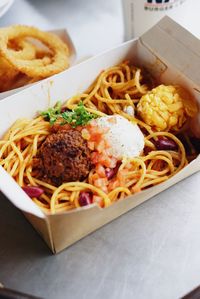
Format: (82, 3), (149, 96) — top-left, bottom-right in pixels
(0, 61), (18, 92)
(0, 25), (69, 78)
(8, 38), (36, 60)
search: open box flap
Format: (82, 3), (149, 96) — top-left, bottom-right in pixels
(140, 16), (200, 87)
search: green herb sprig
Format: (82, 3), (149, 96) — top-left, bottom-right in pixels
(41, 101), (97, 127)
(41, 101), (62, 125)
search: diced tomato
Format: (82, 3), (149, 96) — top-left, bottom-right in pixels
(102, 127), (110, 134)
(108, 179), (120, 191)
(88, 141), (95, 150)
(91, 173), (99, 181)
(101, 186), (108, 193)
(125, 162), (132, 170)
(96, 164), (106, 178)
(96, 139), (106, 153)
(109, 157), (118, 168)
(94, 178), (108, 188)
(81, 128), (90, 140)
(117, 169), (128, 185)
(104, 139), (111, 149)
(99, 155), (111, 168)
(89, 132), (102, 143)
(107, 117), (117, 124)
(86, 122), (121, 191)
(94, 178), (108, 193)
(75, 125), (83, 132)
(100, 155), (117, 168)
(91, 152), (100, 164)
(93, 195), (104, 208)
(88, 120), (96, 127)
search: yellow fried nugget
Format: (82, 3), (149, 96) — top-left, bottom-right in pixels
(137, 84), (197, 132)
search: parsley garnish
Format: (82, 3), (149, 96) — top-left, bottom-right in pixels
(41, 101), (62, 125)
(41, 101), (97, 127)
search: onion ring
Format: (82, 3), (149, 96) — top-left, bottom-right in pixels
(8, 38), (36, 60)
(0, 57), (18, 78)
(0, 25), (69, 78)
(0, 57), (19, 92)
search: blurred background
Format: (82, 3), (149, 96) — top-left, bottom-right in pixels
(0, 0), (124, 60)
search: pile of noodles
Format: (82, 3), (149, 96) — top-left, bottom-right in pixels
(0, 62), (191, 213)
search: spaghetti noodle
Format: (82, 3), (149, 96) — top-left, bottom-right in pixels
(0, 61), (197, 214)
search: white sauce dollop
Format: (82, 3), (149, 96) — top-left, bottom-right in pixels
(95, 115), (144, 159)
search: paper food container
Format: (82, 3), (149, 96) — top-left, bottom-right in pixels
(0, 16), (200, 253)
(0, 28), (76, 100)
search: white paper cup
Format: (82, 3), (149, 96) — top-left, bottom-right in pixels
(122, 0), (189, 39)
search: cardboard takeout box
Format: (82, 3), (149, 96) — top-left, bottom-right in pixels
(0, 17), (200, 253)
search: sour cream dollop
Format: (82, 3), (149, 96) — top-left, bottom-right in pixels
(95, 115), (144, 159)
